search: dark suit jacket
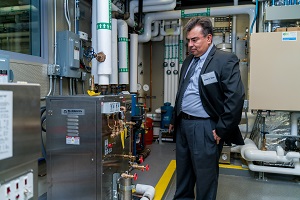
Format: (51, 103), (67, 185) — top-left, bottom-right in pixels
(173, 45), (245, 145)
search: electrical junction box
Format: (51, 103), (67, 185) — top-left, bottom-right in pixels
(56, 31), (81, 78)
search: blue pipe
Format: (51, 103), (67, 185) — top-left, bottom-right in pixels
(250, 0), (258, 34)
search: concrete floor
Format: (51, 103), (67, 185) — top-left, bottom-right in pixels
(39, 141), (300, 200)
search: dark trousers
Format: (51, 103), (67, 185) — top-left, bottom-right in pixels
(174, 118), (224, 200)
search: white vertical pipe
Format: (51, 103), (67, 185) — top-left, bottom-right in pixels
(117, 19), (129, 84)
(179, 26), (184, 76)
(130, 34), (138, 92)
(173, 35), (179, 106)
(137, 43), (144, 95)
(232, 0), (239, 53)
(111, 18), (118, 84)
(91, 0), (98, 84)
(167, 36), (172, 103)
(163, 36), (168, 103)
(171, 35), (175, 105)
(96, 0), (112, 85)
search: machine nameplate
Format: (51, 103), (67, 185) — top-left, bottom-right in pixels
(61, 109), (85, 115)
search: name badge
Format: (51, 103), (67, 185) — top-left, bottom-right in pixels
(201, 71), (217, 85)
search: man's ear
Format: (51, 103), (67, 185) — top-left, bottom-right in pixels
(207, 34), (212, 44)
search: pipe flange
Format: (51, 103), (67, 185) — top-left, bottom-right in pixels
(163, 62), (168, 67)
(166, 70), (171, 75)
(173, 70), (178, 75)
(95, 52), (106, 62)
(170, 62), (175, 67)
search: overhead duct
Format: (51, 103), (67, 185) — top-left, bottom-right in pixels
(138, 4), (255, 43)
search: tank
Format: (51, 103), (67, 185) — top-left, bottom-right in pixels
(160, 102), (173, 129)
(145, 117), (153, 145)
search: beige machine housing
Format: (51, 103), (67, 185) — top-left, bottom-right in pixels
(249, 31), (300, 111)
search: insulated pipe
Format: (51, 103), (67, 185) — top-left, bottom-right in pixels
(118, 20), (129, 85)
(151, 21), (160, 37)
(135, 184), (155, 200)
(170, 35), (175, 105)
(160, 20), (181, 36)
(96, 0), (112, 85)
(110, 18), (118, 85)
(167, 36), (172, 103)
(163, 36), (168, 102)
(91, 0), (98, 84)
(130, 34), (138, 92)
(139, 5), (256, 43)
(290, 112), (300, 136)
(241, 138), (299, 163)
(173, 35), (179, 106)
(232, 0), (238, 53)
(126, 0), (176, 27)
(151, 35), (164, 41)
(247, 161), (300, 176)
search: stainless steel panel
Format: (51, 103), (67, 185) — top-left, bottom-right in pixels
(0, 83), (41, 200)
(46, 95), (132, 200)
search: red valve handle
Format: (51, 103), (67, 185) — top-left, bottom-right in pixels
(139, 156), (144, 163)
(133, 173), (138, 181)
(145, 164), (150, 171)
(107, 143), (113, 148)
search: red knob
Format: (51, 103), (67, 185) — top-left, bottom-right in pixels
(133, 173), (138, 181)
(107, 143), (113, 148)
(139, 156), (144, 163)
(145, 164), (150, 171)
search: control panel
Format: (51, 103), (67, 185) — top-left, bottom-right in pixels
(0, 172), (34, 200)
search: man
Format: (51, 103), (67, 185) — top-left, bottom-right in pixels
(169, 17), (245, 200)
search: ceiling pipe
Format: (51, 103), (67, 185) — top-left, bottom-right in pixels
(126, 0), (176, 27)
(160, 20), (181, 36)
(138, 4), (255, 43)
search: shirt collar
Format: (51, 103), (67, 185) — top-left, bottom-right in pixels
(200, 43), (213, 61)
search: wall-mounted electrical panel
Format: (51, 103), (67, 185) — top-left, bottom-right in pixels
(56, 31), (81, 78)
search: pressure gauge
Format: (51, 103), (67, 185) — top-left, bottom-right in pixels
(137, 83), (142, 91)
(221, 153), (228, 161)
(143, 84), (149, 91)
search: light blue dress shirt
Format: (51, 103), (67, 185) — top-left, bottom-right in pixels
(181, 44), (214, 117)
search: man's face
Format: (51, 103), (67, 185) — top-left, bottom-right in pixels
(186, 25), (212, 57)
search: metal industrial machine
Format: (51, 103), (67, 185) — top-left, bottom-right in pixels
(46, 94), (150, 200)
(0, 83), (41, 200)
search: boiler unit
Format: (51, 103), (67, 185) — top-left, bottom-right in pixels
(46, 95), (139, 200)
